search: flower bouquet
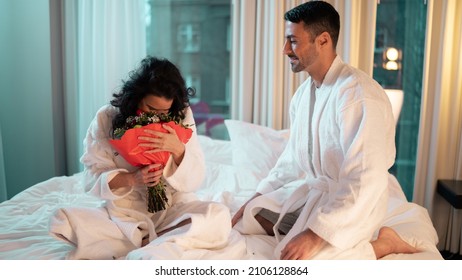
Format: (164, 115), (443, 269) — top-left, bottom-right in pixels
(109, 110), (192, 213)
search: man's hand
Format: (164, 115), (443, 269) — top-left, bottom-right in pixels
(280, 228), (326, 260)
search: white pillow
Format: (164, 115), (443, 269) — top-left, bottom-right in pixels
(224, 120), (289, 189)
(198, 135), (233, 164)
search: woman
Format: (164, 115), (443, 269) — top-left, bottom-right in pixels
(50, 56), (231, 259)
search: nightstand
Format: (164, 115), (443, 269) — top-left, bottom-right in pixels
(437, 180), (462, 209)
(437, 180), (462, 257)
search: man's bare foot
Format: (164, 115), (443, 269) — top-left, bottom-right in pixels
(371, 227), (419, 259)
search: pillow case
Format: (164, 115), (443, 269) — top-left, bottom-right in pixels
(224, 120), (289, 189)
(198, 135), (233, 164)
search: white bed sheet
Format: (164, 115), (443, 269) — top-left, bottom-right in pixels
(0, 121), (443, 260)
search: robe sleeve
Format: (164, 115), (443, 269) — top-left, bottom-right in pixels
(163, 107), (205, 193)
(80, 105), (134, 201)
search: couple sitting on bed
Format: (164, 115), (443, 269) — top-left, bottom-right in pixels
(50, 1), (418, 260)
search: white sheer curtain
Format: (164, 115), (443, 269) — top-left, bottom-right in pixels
(64, 0), (146, 173)
(332, 0), (377, 76)
(413, 0), (462, 252)
(231, 0), (376, 130)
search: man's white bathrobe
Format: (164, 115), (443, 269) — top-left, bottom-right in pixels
(236, 56), (399, 259)
(49, 105), (231, 259)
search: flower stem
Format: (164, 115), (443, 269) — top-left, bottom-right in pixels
(146, 180), (168, 213)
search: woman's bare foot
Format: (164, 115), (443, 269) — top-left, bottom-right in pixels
(371, 227), (419, 259)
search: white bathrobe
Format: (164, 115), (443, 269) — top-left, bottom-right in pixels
(237, 56), (398, 259)
(50, 105), (231, 259)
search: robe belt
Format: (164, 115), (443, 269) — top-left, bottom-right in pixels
(305, 178), (330, 192)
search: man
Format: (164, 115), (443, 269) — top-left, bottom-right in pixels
(232, 0), (418, 260)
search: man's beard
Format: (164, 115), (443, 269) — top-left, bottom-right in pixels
(288, 55), (304, 73)
(290, 60), (304, 73)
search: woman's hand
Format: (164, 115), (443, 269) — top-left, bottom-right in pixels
(132, 163), (164, 187)
(109, 163), (163, 190)
(231, 192), (262, 227)
(138, 125), (185, 165)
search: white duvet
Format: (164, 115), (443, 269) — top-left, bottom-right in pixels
(0, 120), (443, 260)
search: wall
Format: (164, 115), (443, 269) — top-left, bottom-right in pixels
(0, 126), (6, 201)
(0, 0), (62, 199)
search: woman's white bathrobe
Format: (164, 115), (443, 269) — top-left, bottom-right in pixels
(236, 56), (399, 259)
(49, 105), (231, 259)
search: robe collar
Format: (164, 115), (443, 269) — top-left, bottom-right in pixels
(318, 55), (344, 89)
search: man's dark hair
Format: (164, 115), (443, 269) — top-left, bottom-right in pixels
(284, 0), (340, 48)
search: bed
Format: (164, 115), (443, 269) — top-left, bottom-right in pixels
(0, 119), (443, 260)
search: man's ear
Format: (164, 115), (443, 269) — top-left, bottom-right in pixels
(317, 32), (330, 47)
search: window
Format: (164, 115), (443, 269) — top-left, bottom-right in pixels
(145, 0), (231, 139)
(177, 23), (201, 53)
(373, 0), (428, 200)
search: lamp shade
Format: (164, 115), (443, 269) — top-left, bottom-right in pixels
(384, 89), (404, 125)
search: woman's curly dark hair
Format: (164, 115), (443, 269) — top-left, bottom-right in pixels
(110, 56), (195, 135)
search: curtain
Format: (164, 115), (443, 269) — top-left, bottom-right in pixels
(231, 0), (376, 130)
(413, 0), (462, 252)
(331, 0), (377, 76)
(64, 0), (146, 173)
